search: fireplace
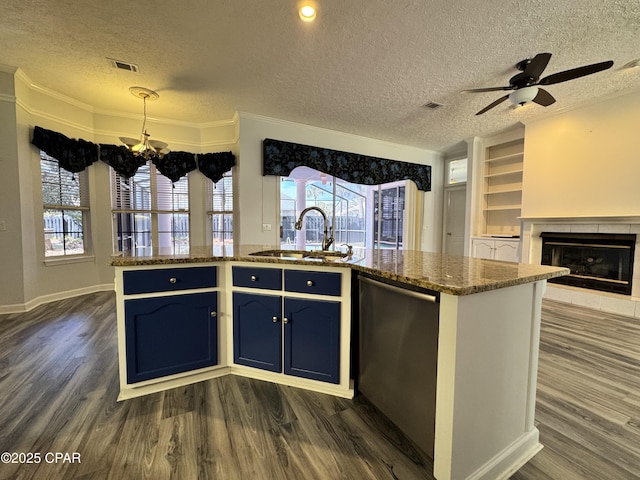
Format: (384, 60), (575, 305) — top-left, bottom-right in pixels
(541, 232), (636, 295)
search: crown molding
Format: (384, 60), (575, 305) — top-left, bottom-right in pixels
(8, 68), (239, 146)
(0, 93), (16, 104)
(0, 64), (18, 75)
(10, 67), (239, 132)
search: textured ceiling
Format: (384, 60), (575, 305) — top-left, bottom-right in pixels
(1, 0), (640, 151)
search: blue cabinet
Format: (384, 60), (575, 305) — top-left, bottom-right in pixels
(232, 292), (281, 372)
(125, 292), (218, 383)
(233, 266), (282, 290)
(232, 266), (342, 385)
(284, 298), (340, 384)
(123, 266), (217, 294)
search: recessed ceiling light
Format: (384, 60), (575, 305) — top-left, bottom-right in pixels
(299, 4), (317, 22)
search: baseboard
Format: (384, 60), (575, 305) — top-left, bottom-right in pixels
(466, 429), (542, 480)
(0, 283), (114, 314)
(118, 367), (231, 401)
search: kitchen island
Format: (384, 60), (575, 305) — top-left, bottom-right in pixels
(110, 246), (567, 480)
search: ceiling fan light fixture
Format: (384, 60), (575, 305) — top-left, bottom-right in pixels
(509, 86), (538, 106)
(119, 87), (169, 160)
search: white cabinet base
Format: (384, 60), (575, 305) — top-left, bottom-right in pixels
(434, 281), (545, 480)
(471, 237), (520, 262)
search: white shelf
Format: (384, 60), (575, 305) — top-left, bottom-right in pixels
(484, 152), (524, 163)
(480, 138), (524, 237)
(485, 187), (523, 195)
(483, 205), (521, 211)
(484, 169), (523, 179)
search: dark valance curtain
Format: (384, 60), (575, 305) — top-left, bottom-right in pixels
(152, 151), (197, 183)
(31, 126), (98, 173)
(32, 126), (236, 182)
(262, 138), (431, 191)
(99, 144), (146, 179)
(197, 151), (236, 183)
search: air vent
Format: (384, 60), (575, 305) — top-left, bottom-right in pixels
(108, 58), (139, 73)
(423, 101), (443, 110)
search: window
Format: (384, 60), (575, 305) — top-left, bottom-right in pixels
(206, 170), (233, 252)
(374, 184), (405, 249)
(446, 158), (468, 185)
(41, 152), (90, 257)
(279, 167), (406, 253)
(110, 162), (189, 256)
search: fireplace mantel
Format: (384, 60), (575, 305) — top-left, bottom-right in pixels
(520, 215), (640, 223)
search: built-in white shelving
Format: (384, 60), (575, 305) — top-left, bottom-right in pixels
(482, 139), (524, 236)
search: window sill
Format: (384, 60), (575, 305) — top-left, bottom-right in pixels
(44, 255), (96, 267)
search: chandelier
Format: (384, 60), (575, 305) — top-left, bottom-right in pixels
(119, 87), (169, 160)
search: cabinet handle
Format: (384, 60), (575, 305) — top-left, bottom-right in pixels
(210, 311), (217, 317)
(283, 317), (289, 324)
(272, 316), (279, 323)
(306, 280), (314, 287)
(250, 275), (257, 282)
(169, 277), (177, 283)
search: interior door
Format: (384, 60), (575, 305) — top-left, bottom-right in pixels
(443, 186), (466, 255)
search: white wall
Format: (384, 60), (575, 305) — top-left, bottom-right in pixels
(0, 67), (25, 304)
(236, 112), (443, 251)
(522, 90), (640, 218)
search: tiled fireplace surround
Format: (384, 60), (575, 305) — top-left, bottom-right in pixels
(521, 217), (640, 318)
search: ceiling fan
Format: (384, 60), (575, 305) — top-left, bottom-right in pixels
(462, 53), (614, 115)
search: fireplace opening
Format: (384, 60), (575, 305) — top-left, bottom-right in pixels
(541, 232), (636, 295)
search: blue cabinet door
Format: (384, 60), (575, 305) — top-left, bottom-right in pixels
(124, 292), (218, 383)
(284, 298), (340, 384)
(233, 292), (282, 372)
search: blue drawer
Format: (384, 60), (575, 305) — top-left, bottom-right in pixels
(233, 266), (282, 290)
(284, 270), (341, 296)
(123, 266), (217, 295)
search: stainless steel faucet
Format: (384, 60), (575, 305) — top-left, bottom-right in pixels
(294, 206), (334, 251)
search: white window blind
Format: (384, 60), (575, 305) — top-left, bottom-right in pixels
(206, 170), (233, 249)
(111, 162), (189, 256)
(41, 152), (89, 257)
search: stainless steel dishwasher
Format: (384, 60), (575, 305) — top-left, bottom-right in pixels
(358, 274), (439, 457)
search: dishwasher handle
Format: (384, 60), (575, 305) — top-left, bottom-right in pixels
(359, 276), (438, 303)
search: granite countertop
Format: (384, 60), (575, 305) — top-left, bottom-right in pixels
(109, 245), (569, 296)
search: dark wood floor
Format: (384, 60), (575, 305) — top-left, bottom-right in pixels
(0, 292), (638, 479)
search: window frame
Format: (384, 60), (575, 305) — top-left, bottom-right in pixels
(278, 167), (414, 253)
(110, 162), (190, 257)
(446, 157), (468, 186)
(40, 151), (91, 260)
(206, 170), (234, 252)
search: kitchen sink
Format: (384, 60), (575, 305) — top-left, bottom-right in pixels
(249, 249), (348, 261)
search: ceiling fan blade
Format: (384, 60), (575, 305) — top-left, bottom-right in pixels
(461, 86), (512, 93)
(476, 95), (509, 115)
(532, 88), (556, 107)
(539, 60), (614, 86)
(523, 52), (552, 80)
